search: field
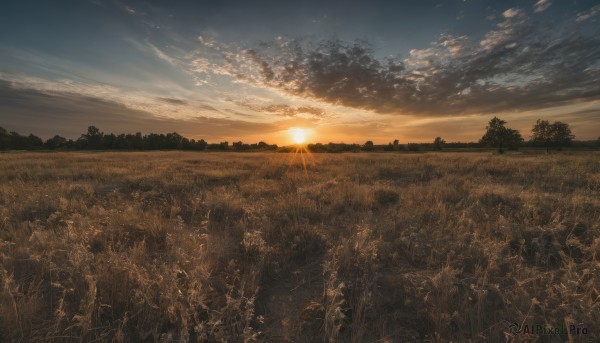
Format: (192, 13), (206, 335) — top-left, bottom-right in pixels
(1, 151), (599, 342)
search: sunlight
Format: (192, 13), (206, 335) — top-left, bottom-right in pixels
(290, 127), (307, 144)
(287, 144), (315, 177)
(285, 128), (315, 177)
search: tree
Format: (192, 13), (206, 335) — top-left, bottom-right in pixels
(79, 125), (104, 149)
(26, 134), (43, 148)
(165, 132), (184, 149)
(407, 143), (420, 152)
(195, 139), (207, 150)
(530, 119), (551, 151)
(8, 131), (26, 149)
(480, 117), (523, 153)
(549, 121), (574, 150)
(363, 140), (374, 151)
(102, 133), (117, 149)
(232, 141), (244, 150)
(0, 127), (9, 150)
(45, 135), (68, 149)
(433, 137), (446, 151)
(531, 119), (575, 152)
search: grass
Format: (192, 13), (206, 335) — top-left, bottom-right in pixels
(0, 151), (599, 342)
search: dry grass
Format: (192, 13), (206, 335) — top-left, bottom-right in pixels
(0, 151), (598, 342)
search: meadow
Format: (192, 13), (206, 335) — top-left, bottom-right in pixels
(0, 151), (598, 342)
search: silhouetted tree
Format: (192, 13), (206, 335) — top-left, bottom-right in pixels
(0, 127), (9, 150)
(165, 132), (184, 149)
(232, 141), (244, 151)
(79, 125), (104, 149)
(181, 137), (194, 150)
(308, 143), (325, 152)
(480, 117), (523, 153)
(0, 129), (44, 150)
(407, 143), (420, 152)
(9, 131), (25, 149)
(433, 137), (446, 151)
(550, 122), (575, 148)
(102, 133), (118, 149)
(133, 132), (143, 149)
(45, 135), (68, 149)
(28, 134), (43, 148)
(531, 119), (574, 152)
(196, 139), (207, 150)
(207, 141), (229, 150)
(393, 139), (399, 150)
(363, 140), (374, 151)
(0, 126), (206, 151)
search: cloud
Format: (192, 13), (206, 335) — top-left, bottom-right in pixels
(0, 72), (231, 124)
(533, 0), (551, 13)
(296, 106), (327, 117)
(229, 98), (327, 118)
(479, 9), (531, 50)
(156, 97), (188, 105)
(0, 80), (277, 141)
(88, 0), (104, 7)
(124, 37), (182, 68)
(576, 5), (600, 22)
(439, 34), (469, 56)
(115, 2), (144, 16)
(261, 104), (326, 117)
(502, 8), (524, 18)
(190, 12), (600, 117)
(147, 43), (178, 66)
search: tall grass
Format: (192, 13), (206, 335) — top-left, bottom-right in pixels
(0, 151), (598, 342)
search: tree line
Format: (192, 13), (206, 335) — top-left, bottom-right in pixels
(0, 126), (278, 151)
(478, 117), (587, 153)
(1, 120), (598, 152)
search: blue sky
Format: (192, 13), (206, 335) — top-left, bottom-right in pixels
(1, 0), (599, 144)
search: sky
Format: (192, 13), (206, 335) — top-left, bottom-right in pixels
(1, 0), (599, 145)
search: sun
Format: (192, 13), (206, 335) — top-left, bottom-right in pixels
(290, 128), (307, 144)
(285, 127), (315, 177)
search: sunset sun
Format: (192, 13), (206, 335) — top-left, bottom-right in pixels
(290, 128), (307, 144)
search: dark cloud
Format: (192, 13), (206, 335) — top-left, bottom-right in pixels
(155, 97), (220, 113)
(261, 104), (296, 117)
(156, 97), (188, 105)
(228, 98), (327, 118)
(296, 106), (326, 117)
(0, 81), (277, 141)
(261, 104), (326, 117)
(203, 11), (600, 116)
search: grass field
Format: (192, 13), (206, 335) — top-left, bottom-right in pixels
(1, 151), (599, 342)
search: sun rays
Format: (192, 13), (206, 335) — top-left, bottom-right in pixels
(286, 144), (316, 177)
(285, 128), (315, 177)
